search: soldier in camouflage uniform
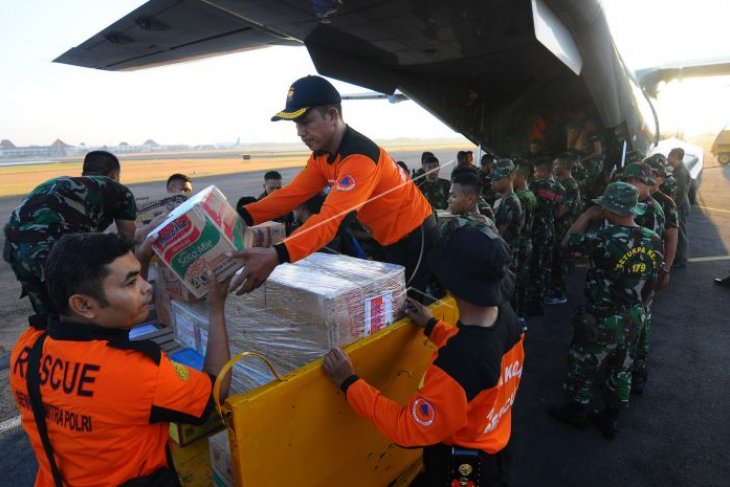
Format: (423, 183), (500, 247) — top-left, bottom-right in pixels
(451, 165), (495, 222)
(549, 182), (663, 439)
(668, 148), (691, 267)
(525, 158), (567, 316)
(624, 160), (673, 394)
(661, 171), (679, 202)
(549, 154), (582, 304)
(416, 155), (451, 210)
(3, 151), (137, 314)
(646, 155), (679, 281)
(441, 172), (496, 235)
(479, 152), (498, 206)
(513, 163), (536, 320)
(490, 159), (522, 272)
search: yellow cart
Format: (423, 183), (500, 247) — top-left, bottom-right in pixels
(174, 297), (457, 486)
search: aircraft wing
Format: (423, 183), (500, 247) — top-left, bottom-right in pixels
(54, 0), (658, 162)
(636, 58), (730, 96)
(341, 92), (409, 103)
(53, 0), (301, 70)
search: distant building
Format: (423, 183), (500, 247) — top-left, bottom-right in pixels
(0, 138), (176, 159)
(0, 139), (72, 158)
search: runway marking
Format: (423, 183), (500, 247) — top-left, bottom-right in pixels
(0, 415), (21, 438)
(697, 205), (730, 215)
(688, 255), (730, 263)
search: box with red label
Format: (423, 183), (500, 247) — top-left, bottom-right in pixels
(197, 253), (406, 394)
(244, 220), (286, 247)
(135, 195), (188, 243)
(150, 186), (245, 299)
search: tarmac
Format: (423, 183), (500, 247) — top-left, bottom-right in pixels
(0, 150), (729, 486)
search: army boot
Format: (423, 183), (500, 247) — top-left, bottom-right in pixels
(548, 402), (588, 429)
(591, 407), (621, 440)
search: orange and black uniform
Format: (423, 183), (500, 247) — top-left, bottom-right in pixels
(10, 318), (214, 487)
(342, 304), (525, 485)
(239, 126), (437, 296)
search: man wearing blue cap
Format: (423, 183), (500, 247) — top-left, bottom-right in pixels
(231, 75), (437, 300)
(549, 182), (664, 439)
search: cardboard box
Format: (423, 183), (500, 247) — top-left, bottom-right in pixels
(171, 300), (207, 350)
(136, 195), (188, 225)
(209, 430), (234, 487)
(157, 262), (197, 303)
(168, 412), (222, 447)
(150, 186), (245, 298)
(135, 195), (188, 243)
(245, 220), (286, 247)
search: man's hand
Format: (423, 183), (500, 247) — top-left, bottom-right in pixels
(135, 234), (157, 265)
(134, 234), (158, 279)
(207, 271), (233, 309)
(227, 247), (280, 295)
(404, 297), (433, 328)
(323, 348), (355, 387)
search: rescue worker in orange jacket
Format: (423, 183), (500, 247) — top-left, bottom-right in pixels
(231, 75), (437, 300)
(324, 225), (526, 486)
(10, 233), (233, 487)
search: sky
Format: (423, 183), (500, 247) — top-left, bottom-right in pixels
(0, 0), (728, 147)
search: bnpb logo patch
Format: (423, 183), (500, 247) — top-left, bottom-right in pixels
(171, 361), (191, 381)
(287, 87), (295, 100)
(335, 175), (356, 192)
(412, 398), (436, 427)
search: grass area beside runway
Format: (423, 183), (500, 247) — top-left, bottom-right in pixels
(0, 142), (470, 197)
(0, 157), (304, 197)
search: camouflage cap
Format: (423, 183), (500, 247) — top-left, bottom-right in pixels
(622, 162), (657, 186)
(488, 158), (515, 180)
(644, 154), (668, 177)
(593, 181), (647, 216)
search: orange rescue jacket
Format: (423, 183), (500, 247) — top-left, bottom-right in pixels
(344, 304), (525, 454)
(239, 126), (433, 263)
(10, 319), (213, 487)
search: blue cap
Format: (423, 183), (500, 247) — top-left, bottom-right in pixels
(271, 75), (342, 121)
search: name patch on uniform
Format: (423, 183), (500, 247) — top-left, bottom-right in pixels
(171, 361), (191, 381)
(335, 175), (356, 192)
(412, 398), (435, 427)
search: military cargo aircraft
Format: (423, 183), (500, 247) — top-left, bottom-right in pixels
(55, 0), (729, 174)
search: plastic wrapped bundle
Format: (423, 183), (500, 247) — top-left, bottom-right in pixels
(174, 253), (405, 394)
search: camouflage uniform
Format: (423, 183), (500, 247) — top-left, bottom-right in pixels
(551, 177), (581, 299)
(671, 162), (691, 266)
(622, 163), (667, 389)
(417, 178), (451, 210)
(477, 197), (496, 222)
(564, 184), (664, 409)
(526, 177), (566, 313)
(440, 211), (496, 236)
(479, 171), (497, 207)
(578, 155), (605, 204)
(514, 189), (536, 317)
(494, 193), (523, 271)
(489, 159), (522, 271)
(3, 176), (137, 314)
(661, 174), (679, 202)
